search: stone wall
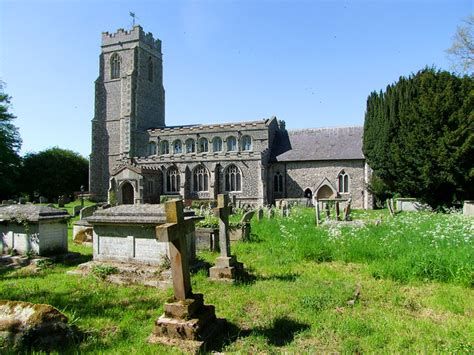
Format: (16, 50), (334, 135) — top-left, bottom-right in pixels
(271, 159), (369, 209)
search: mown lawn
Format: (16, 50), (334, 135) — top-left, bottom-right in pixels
(1, 204), (473, 353)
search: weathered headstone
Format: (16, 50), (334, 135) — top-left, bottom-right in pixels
(257, 207), (263, 221)
(209, 194), (243, 281)
(343, 198), (352, 221)
(240, 210), (255, 240)
(58, 196), (65, 208)
(79, 205), (97, 220)
(335, 201), (340, 221)
(387, 198), (395, 217)
(149, 199), (223, 351)
(463, 200), (474, 216)
(315, 200), (321, 226)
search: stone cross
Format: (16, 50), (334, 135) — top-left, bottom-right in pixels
(214, 194), (231, 258)
(156, 199), (194, 301)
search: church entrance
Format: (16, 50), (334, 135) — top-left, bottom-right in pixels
(316, 184), (334, 200)
(304, 188), (313, 199)
(121, 182), (134, 204)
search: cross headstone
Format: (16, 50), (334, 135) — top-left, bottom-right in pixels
(215, 194), (231, 258)
(150, 199), (224, 350)
(155, 199), (194, 301)
(209, 194), (243, 280)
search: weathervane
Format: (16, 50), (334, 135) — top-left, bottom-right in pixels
(129, 11), (138, 27)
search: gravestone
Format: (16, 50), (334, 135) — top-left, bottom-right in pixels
(335, 201), (340, 220)
(39, 196), (48, 204)
(149, 199), (223, 351)
(209, 194), (243, 281)
(58, 196), (65, 208)
(79, 205), (97, 220)
(18, 197), (27, 205)
(315, 201), (321, 226)
(73, 205), (81, 216)
(257, 208), (263, 221)
(463, 200), (474, 216)
(240, 210), (255, 240)
(343, 198), (352, 221)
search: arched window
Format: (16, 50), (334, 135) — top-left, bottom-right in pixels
(160, 140), (169, 155)
(338, 170), (350, 193)
(148, 57), (153, 82)
(241, 135), (252, 151)
(193, 165), (209, 192)
(166, 167), (180, 193)
(110, 53), (121, 79)
(274, 172), (283, 192)
(185, 138), (195, 153)
(212, 137), (222, 152)
(198, 138), (208, 153)
(227, 136), (237, 151)
(225, 165), (241, 192)
(148, 141), (157, 156)
(173, 140), (182, 154)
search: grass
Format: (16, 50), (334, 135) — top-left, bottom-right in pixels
(1, 202), (473, 353)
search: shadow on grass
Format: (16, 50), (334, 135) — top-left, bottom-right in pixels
(207, 316), (310, 351)
(244, 233), (264, 243)
(190, 256), (211, 275)
(51, 252), (93, 267)
(234, 267), (299, 286)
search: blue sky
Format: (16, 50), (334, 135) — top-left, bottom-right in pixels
(0, 0), (471, 157)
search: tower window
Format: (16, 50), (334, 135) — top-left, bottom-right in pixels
(225, 164), (241, 192)
(338, 170), (350, 193)
(160, 140), (169, 155)
(241, 135), (252, 151)
(148, 141), (157, 156)
(110, 53), (121, 79)
(166, 167), (180, 193)
(185, 138), (195, 153)
(198, 138), (208, 153)
(212, 137), (222, 152)
(227, 136), (237, 151)
(193, 165), (209, 192)
(148, 57), (153, 82)
(274, 172), (283, 193)
(173, 140), (182, 154)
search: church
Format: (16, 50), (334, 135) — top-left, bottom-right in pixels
(89, 26), (373, 209)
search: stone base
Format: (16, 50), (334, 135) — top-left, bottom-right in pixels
(149, 293), (224, 352)
(209, 255), (244, 281)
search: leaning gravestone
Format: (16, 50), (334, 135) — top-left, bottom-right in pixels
(149, 199), (224, 351)
(209, 194), (244, 281)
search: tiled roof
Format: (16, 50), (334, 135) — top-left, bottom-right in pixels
(275, 126), (364, 162)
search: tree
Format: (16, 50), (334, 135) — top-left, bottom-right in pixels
(20, 147), (89, 201)
(0, 82), (22, 200)
(446, 15), (474, 75)
(363, 68), (474, 208)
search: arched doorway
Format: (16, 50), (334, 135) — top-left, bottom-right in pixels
(304, 188), (313, 199)
(316, 184), (335, 200)
(121, 182), (134, 204)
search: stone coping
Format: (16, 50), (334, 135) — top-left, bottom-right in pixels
(86, 204), (201, 225)
(395, 198), (418, 201)
(0, 205), (70, 222)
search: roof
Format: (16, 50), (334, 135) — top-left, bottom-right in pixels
(274, 126), (365, 162)
(0, 205), (70, 223)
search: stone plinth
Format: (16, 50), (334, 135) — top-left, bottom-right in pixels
(209, 256), (244, 281)
(149, 293), (223, 352)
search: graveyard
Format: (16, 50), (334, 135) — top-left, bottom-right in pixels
(1, 199), (473, 353)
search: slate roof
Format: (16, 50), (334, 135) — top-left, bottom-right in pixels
(274, 126), (365, 162)
(0, 205), (70, 222)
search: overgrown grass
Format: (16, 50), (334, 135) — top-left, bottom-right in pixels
(245, 208), (473, 286)
(1, 205), (473, 353)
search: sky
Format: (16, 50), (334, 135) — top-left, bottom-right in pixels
(0, 0), (471, 158)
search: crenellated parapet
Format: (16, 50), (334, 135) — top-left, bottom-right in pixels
(102, 25), (161, 52)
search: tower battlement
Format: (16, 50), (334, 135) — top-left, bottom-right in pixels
(102, 25), (161, 52)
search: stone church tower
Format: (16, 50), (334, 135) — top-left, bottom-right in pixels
(89, 26), (165, 201)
